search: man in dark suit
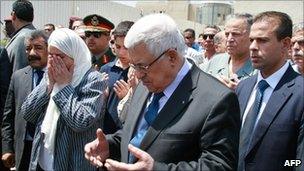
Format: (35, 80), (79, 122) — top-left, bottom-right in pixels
(5, 0), (36, 73)
(236, 11), (304, 171)
(85, 13), (240, 171)
(1, 30), (48, 170)
(0, 47), (11, 171)
(0, 47), (11, 121)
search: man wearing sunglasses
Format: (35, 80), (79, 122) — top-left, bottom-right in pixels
(201, 13), (256, 90)
(198, 25), (221, 63)
(85, 13), (240, 171)
(83, 14), (116, 70)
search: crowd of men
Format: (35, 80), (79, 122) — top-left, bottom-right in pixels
(0, 0), (303, 171)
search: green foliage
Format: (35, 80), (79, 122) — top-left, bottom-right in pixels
(0, 39), (9, 47)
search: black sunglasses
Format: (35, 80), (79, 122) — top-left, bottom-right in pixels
(203, 34), (215, 40)
(85, 32), (102, 38)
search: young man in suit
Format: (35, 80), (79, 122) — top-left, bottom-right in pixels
(1, 30), (48, 171)
(6, 0), (36, 73)
(85, 13), (240, 171)
(99, 21), (134, 134)
(237, 11), (304, 171)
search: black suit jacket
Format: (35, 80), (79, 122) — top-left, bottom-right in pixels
(0, 47), (11, 118)
(107, 65), (241, 170)
(1, 66), (33, 170)
(236, 65), (304, 171)
(0, 47), (11, 171)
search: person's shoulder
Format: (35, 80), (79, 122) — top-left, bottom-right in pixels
(14, 26), (36, 40)
(100, 61), (115, 72)
(12, 66), (31, 78)
(15, 65), (31, 73)
(209, 53), (229, 63)
(196, 67), (233, 94)
(86, 68), (106, 81)
(293, 74), (304, 89)
(0, 47), (8, 56)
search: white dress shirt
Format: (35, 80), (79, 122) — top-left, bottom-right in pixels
(242, 62), (289, 128)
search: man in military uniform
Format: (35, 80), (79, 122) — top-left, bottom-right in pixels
(83, 14), (116, 70)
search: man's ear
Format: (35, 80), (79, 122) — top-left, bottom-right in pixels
(281, 37), (291, 51)
(168, 49), (177, 63)
(11, 11), (16, 21)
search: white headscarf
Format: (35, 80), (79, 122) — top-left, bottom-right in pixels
(41, 28), (91, 155)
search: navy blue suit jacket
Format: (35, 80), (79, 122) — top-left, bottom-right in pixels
(236, 65), (304, 171)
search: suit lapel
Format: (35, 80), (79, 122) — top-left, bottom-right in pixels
(125, 83), (150, 143)
(24, 66), (33, 93)
(247, 66), (297, 155)
(239, 76), (257, 117)
(140, 66), (199, 151)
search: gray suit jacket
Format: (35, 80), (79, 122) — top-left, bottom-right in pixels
(1, 66), (33, 169)
(21, 68), (106, 171)
(236, 65), (304, 171)
(107, 65), (241, 170)
(5, 24), (35, 72)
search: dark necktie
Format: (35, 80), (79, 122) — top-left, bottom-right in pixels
(26, 70), (44, 139)
(128, 92), (164, 163)
(144, 92), (164, 125)
(35, 69), (44, 86)
(239, 80), (269, 170)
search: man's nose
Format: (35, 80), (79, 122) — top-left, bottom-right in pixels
(293, 42), (300, 50)
(250, 40), (258, 50)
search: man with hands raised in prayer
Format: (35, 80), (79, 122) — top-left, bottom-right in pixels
(85, 14), (240, 171)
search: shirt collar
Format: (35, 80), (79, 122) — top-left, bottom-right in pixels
(34, 67), (47, 72)
(257, 61), (289, 89)
(162, 59), (192, 98)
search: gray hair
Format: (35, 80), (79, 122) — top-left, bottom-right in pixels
(214, 31), (225, 45)
(124, 13), (186, 59)
(225, 13), (253, 31)
(24, 30), (49, 45)
(293, 22), (304, 35)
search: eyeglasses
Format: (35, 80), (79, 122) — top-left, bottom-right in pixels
(129, 49), (171, 72)
(202, 34), (215, 40)
(85, 32), (102, 38)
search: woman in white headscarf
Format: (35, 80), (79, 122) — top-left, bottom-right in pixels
(21, 28), (107, 171)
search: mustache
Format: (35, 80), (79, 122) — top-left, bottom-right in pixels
(28, 55), (41, 61)
(293, 52), (304, 57)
